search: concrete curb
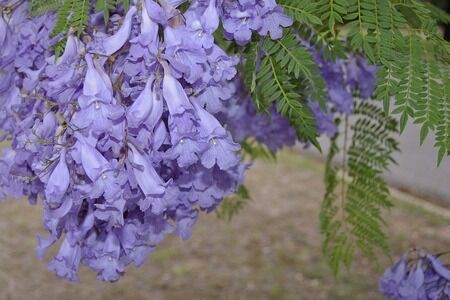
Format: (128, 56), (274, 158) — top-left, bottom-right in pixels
(389, 187), (450, 220)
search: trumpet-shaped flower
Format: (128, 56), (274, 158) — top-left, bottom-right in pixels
(45, 150), (70, 206)
(92, 6), (137, 56)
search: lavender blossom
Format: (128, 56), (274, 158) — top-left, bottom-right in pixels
(91, 6), (138, 55)
(380, 250), (450, 300)
(44, 150), (70, 207)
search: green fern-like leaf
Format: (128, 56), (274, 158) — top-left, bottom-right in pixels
(434, 65), (450, 165)
(296, 26), (347, 62)
(321, 133), (339, 253)
(316, 0), (349, 35)
(345, 0), (406, 64)
(255, 51), (320, 147)
(29, 0), (62, 16)
(117, 0), (129, 11)
(391, 35), (424, 133)
(240, 138), (277, 162)
(51, 0), (89, 38)
(95, 0), (116, 23)
(262, 31), (328, 106)
(423, 1), (450, 25)
(94, 0), (131, 24)
(71, 0), (90, 36)
(52, 0), (75, 38)
(335, 0), (450, 162)
(375, 30), (402, 115)
(244, 32), (331, 148)
(278, 0), (322, 26)
(216, 185), (251, 222)
(367, 0), (407, 113)
(29, 0), (92, 55)
(414, 42), (444, 145)
(242, 41), (261, 96)
(321, 101), (398, 274)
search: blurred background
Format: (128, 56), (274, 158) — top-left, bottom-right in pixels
(0, 149), (449, 300)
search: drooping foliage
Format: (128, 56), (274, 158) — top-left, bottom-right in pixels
(321, 102), (399, 274)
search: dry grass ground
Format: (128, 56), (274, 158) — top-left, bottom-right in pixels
(0, 150), (449, 300)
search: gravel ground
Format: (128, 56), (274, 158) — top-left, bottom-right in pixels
(0, 150), (449, 300)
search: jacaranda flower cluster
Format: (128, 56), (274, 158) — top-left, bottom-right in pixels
(380, 249), (450, 299)
(0, 0), (296, 281)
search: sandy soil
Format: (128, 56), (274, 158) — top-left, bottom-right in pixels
(0, 150), (449, 300)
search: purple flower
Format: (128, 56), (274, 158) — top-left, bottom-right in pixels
(20, 65), (45, 92)
(380, 254), (408, 298)
(128, 144), (169, 213)
(193, 83), (231, 114)
(165, 135), (208, 167)
(166, 0), (187, 8)
(185, 0), (219, 49)
(222, 4), (262, 45)
(397, 261), (426, 299)
(73, 55), (124, 131)
(309, 101), (337, 138)
(94, 197), (126, 227)
(44, 35), (84, 100)
(257, 6), (292, 40)
(66, 206), (95, 243)
(164, 26), (208, 83)
(45, 149), (70, 206)
(75, 135), (110, 181)
(126, 75), (163, 129)
(48, 238), (81, 282)
(119, 222), (155, 266)
(380, 250), (450, 300)
(36, 233), (57, 260)
(127, 5), (160, 76)
(80, 54), (113, 100)
(79, 166), (127, 200)
(346, 55), (377, 99)
(222, 90), (297, 152)
(34, 111), (58, 140)
(427, 254), (450, 280)
(137, 2), (160, 44)
(319, 59), (354, 115)
(162, 60), (194, 116)
(91, 6), (137, 56)
(144, 0), (170, 25)
(193, 100), (241, 170)
(174, 207), (198, 240)
(144, 212), (175, 244)
(45, 195), (73, 220)
(0, 14), (7, 47)
(207, 45), (238, 82)
(87, 232), (124, 282)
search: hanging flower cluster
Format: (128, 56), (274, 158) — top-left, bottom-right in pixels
(380, 250), (450, 299)
(0, 0), (297, 281)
